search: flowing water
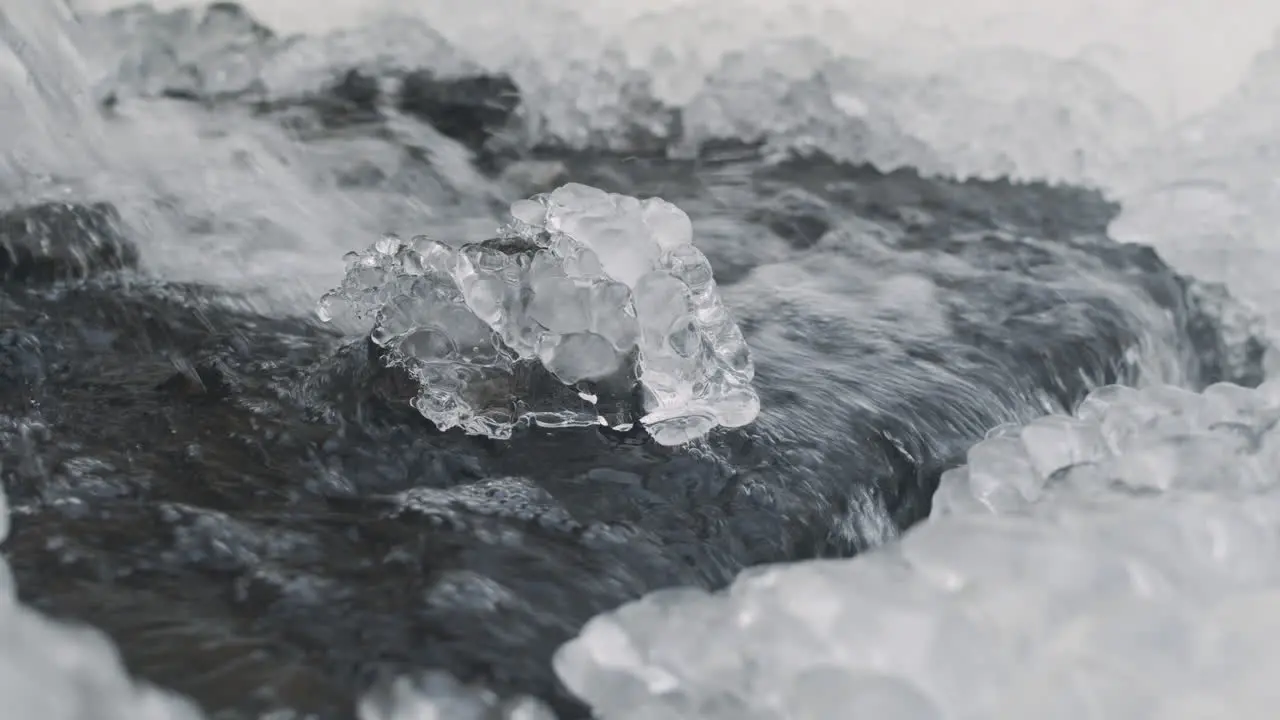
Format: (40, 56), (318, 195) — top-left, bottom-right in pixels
(4, 0), (1280, 718)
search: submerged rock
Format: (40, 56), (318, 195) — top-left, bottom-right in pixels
(0, 155), (1268, 720)
(398, 71), (522, 154)
(745, 187), (834, 249)
(0, 202), (138, 285)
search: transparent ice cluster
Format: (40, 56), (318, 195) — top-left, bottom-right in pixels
(320, 183), (758, 445)
(82, 3), (478, 104)
(553, 381), (1280, 719)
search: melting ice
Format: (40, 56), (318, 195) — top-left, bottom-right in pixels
(320, 183), (759, 445)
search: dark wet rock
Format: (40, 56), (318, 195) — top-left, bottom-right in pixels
(399, 71), (522, 153)
(746, 187), (834, 248)
(157, 356), (239, 400)
(0, 202), (138, 285)
(297, 69), (385, 128)
(0, 330), (46, 390)
(1182, 278), (1270, 388)
(0, 155), (1269, 720)
(756, 155), (1123, 240)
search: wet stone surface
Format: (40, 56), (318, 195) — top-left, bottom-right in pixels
(0, 202), (138, 286)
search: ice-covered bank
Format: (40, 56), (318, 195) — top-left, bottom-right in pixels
(552, 382), (1280, 719)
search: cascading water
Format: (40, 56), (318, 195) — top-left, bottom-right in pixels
(3, 1), (1280, 718)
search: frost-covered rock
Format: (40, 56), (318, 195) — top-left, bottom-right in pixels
(676, 41), (940, 170)
(75, 1), (1171, 178)
(553, 380), (1280, 719)
(934, 381), (1280, 516)
(320, 183), (759, 445)
(893, 47), (1157, 183)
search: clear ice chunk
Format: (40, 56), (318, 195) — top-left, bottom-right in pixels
(320, 183), (759, 445)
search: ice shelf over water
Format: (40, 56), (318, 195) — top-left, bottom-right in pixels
(320, 183), (759, 445)
(553, 381), (1280, 719)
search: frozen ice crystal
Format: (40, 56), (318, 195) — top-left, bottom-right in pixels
(552, 381), (1280, 719)
(320, 183), (758, 445)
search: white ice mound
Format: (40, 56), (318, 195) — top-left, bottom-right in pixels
(553, 381), (1280, 719)
(320, 182), (759, 445)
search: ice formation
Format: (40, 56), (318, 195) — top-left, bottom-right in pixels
(553, 381), (1280, 719)
(320, 183), (759, 445)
